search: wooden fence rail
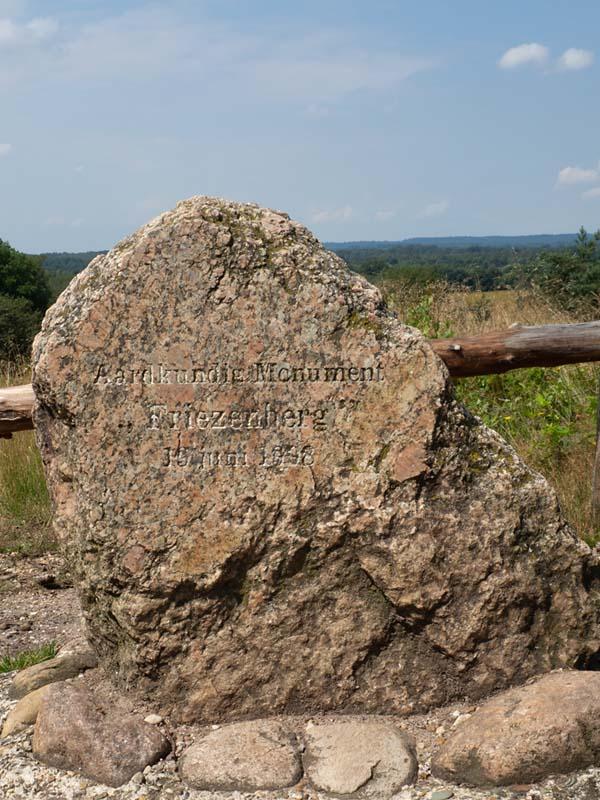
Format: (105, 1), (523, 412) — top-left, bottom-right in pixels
(2, 321), (600, 439)
(0, 384), (35, 439)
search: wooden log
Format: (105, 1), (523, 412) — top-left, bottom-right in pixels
(2, 321), (600, 436)
(429, 321), (600, 378)
(0, 384), (35, 438)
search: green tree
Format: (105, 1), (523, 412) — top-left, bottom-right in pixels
(0, 239), (52, 359)
(0, 294), (43, 359)
(0, 239), (51, 312)
(512, 226), (600, 308)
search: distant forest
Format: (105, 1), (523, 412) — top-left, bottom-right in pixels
(37, 234), (580, 295)
(328, 235), (579, 291)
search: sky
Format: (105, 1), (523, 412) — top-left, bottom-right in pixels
(1, 0), (600, 252)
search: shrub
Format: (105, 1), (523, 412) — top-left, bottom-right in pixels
(0, 295), (43, 360)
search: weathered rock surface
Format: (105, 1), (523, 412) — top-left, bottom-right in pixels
(303, 718), (418, 796)
(32, 196), (600, 723)
(432, 670), (600, 787)
(1, 685), (50, 737)
(10, 652), (97, 699)
(179, 719), (301, 791)
(32, 682), (170, 787)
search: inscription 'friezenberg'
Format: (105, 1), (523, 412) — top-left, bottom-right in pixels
(93, 361), (385, 386)
(148, 401), (328, 432)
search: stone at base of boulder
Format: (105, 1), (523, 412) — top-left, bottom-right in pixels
(10, 652), (97, 699)
(32, 682), (171, 787)
(303, 718), (418, 796)
(431, 670), (600, 787)
(179, 716), (418, 796)
(179, 719), (302, 791)
(1, 685), (50, 738)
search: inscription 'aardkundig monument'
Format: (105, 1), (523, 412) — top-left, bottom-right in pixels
(32, 197), (600, 723)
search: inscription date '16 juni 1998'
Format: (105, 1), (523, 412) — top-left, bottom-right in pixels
(93, 360), (386, 471)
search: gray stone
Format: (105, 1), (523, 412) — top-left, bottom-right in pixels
(32, 196), (600, 723)
(10, 652), (97, 699)
(179, 719), (301, 791)
(33, 682), (171, 787)
(303, 718), (418, 796)
(431, 670), (600, 787)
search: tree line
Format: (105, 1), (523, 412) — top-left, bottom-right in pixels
(337, 227), (600, 306)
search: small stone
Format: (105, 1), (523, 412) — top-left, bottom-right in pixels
(1, 685), (50, 737)
(33, 682), (171, 787)
(432, 670), (600, 787)
(130, 772), (144, 784)
(143, 714), (163, 725)
(10, 652), (97, 699)
(303, 718), (418, 797)
(179, 719), (301, 791)
(430, 791), (454, 800)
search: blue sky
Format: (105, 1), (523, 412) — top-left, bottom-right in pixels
(2, 0), (599, 251)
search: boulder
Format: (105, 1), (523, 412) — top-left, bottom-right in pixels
(303, 718), (418, 796)
(32, 682), (171, 787)
(431, 670), (600, 786)
(32, 196), (600, 722)
(179, 719), (301, 791)
(10, 651), (97, 699)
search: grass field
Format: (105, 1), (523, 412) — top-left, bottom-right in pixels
(0, 359), (54, 555)
(0, 284), (598, 549)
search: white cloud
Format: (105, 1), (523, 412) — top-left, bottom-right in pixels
(558, 48), (594, 71)
(0, 14), (58, 46)
(306, 103), (330, 117)
(418, 200), (448, 219)
(26, 17), (59, 41)
(557, 165), (599, 185)
(37, 8), (434, 103)
(375, 210), (395, 221)
(0, 18), (17, 43)
(44, 215), (66, 226)
(0, 143), (12, 155)
(311, 206), (353, 223)
(582, 187), (600, 199)
(498, 43), (549, 69)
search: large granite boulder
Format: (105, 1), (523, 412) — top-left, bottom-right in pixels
(32, 196), (600, 723)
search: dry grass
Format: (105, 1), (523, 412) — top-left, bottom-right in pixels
(382, 282), (600, 544)
(0, 358), (55, 555)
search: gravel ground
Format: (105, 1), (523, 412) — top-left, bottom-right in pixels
(0, 552), (84, 655)
(1, 553), (600, 800)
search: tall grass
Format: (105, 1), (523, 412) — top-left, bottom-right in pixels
(0, 359), (54, 555)
(382, 280), (599, 545)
